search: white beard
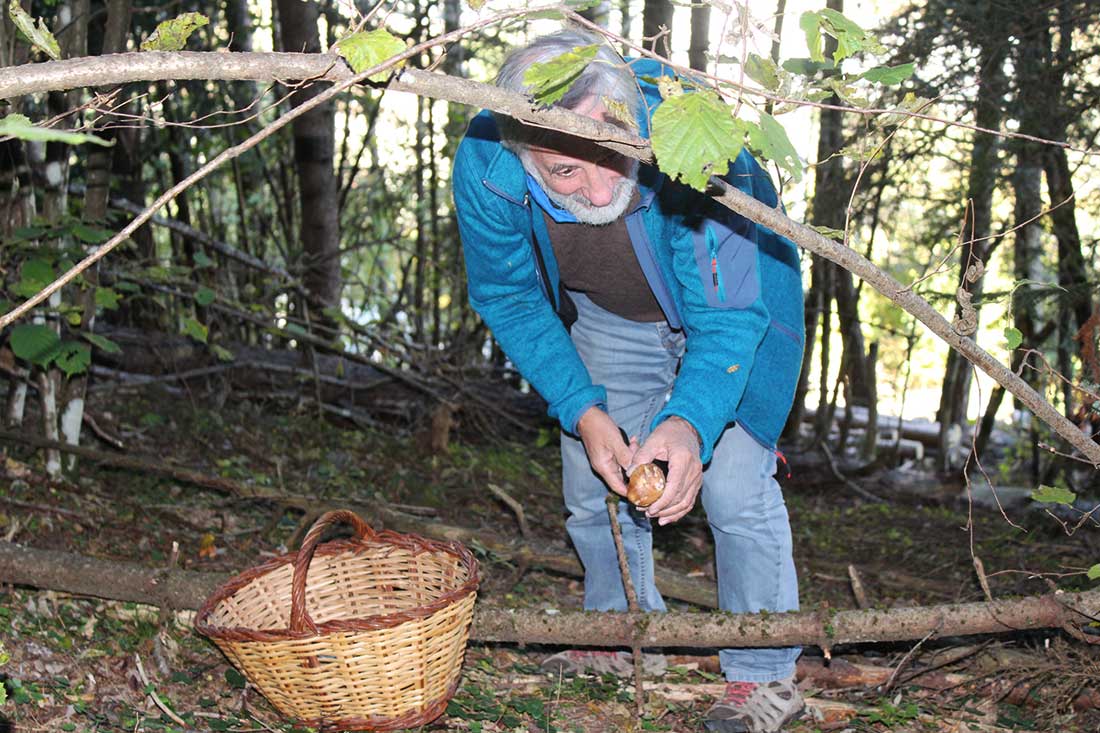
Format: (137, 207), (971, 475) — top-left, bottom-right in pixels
(522, 154), (639, 226)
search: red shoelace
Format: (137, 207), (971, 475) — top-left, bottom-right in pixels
(720, 681), (759, 705)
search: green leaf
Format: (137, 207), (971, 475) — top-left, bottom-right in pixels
(781, 57), (834, 76)
(224, 667), (248, 689)
(465, 0), (486, 9)
(210, 344), (235, 362)
(55, 341), (91, 377)
(20, 258), (54, 289)
(95, 287), (121, 310)
(10, 324), (61, 367)
(861, 63), (915, 85)
(810, 224), (846, 240)
(819, 8), (882, 62)
(336, 28), (407, 81)
(602, 97), (638, 131)
(747, 113), (803, 182)
(651, 88), (745, 192)
(8, 0), (61, 60)
(81, 332), (122, 354)
(802, 9), (882, 64)
(71, 222), (113, 244)
(11, 280), (42, 298)
(139, 12), (209, 52)
(1088, 564), (1100, 581)
(1004, 327), (1023, 350)
(523, 44), (600, 106)
(800, 12), (824, 63)
(194, 287), (216, 307)
(182, 317), (208, 344)
(743, 53), (780, 91)
(1030, 484), (1076, 506)
(193, 251), (215, 268)
(0, 114), (112, 147)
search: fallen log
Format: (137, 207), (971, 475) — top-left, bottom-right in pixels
(2, 541), (1097, 650)
(1, 430), (720, 608)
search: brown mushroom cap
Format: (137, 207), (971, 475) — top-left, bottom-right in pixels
(627, 463), (666, 508)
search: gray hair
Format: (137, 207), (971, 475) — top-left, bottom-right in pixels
(494, 29), (641, 151)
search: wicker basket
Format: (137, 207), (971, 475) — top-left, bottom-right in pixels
(195, 510), (479, 731)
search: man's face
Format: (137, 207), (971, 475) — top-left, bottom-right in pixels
(522, 97), (638, 225)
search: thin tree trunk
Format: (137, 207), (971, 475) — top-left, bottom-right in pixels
(33, 0), (90, 476)
(0, 138), (34, 427)
(275, 0), (342, 323)
(765, 0), (787, 115)
(642, 0), (673, 56)
(939, 39), (1005, 470)
(61, 0), (132, 472)
(688, 0), (710, 72)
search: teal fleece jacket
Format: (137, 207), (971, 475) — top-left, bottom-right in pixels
(452, 60), (805, 461)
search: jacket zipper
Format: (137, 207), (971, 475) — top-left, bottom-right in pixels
(706, 226), (727, 302)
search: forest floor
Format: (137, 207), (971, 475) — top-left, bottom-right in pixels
(1, 384), (1099, 732)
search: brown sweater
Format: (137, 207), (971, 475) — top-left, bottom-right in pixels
(543, 199), (664, 323)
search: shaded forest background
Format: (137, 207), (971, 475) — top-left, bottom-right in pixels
(2, 0), (1099, 490)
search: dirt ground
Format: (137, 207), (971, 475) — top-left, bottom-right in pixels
(2, 386), (1099, 732)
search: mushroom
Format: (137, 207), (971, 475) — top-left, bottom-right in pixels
(627, 463), (666, 508)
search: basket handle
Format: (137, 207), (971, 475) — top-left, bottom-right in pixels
(289, 510), (376, 633)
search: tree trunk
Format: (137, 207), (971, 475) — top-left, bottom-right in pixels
(939, 38), (1005, 469)
(642, 0), (674, 56)
(688, 0), (710, 72)
(275, 0), (342, 322)
(61, 0), (132, 473)
(765, 0), (787, 115)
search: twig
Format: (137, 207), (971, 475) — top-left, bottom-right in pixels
(488, 482), (530, 540)
(973, 555), (994, 602)
(606, 495), (645, 715)
(819, 443), (886, 503)
(82, 410), (125, 450)
(883, 628), (938, 693)
(0, 497), (85, 523)
(133, 653), (188, 728)
(847, 564), (869, 609)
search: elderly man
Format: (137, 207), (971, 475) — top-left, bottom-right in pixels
(452, 29), (806, 733)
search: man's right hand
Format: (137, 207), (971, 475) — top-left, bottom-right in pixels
(576, 406), (635, 497)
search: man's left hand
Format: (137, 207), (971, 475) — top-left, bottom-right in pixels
(629, 416), (703, 525)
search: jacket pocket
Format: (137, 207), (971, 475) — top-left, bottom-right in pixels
(691, 214), (760, 309)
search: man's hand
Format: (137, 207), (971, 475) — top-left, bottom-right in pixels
(576, 406), (635, 497)
(630, 416), (703, 525)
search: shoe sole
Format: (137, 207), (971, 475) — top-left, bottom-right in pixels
(702, 708), (805, 732)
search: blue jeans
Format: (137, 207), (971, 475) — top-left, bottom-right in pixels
(561, 291), (801, 682)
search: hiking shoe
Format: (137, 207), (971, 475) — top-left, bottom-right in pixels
(541, 649), (667, 677)
(703, 678), (804, 732)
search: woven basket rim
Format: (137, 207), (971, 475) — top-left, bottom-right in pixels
(194, 528), (479, 642)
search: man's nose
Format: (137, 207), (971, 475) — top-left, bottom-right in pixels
(584, 166), (619, 207)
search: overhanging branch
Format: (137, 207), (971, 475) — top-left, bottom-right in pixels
(1, 50), (1097, 465)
